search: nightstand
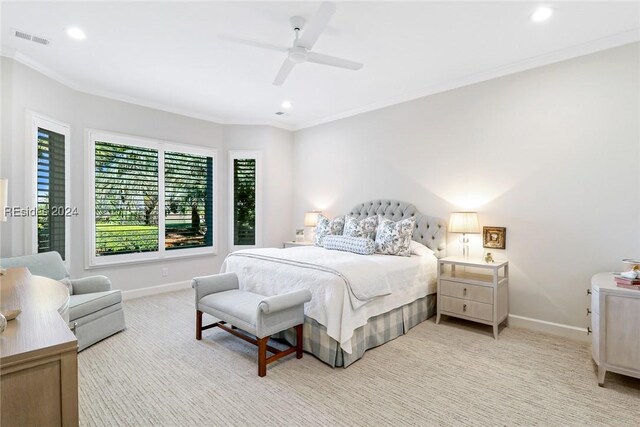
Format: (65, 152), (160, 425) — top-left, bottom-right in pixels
(436, 256), (509, 339)
(282, 241), (313, 248)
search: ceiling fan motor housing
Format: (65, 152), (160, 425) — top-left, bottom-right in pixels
(289, 16), (306, 31)
(288, 46), (308, 63)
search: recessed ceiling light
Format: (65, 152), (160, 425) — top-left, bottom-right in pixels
(66, 27), (86, 40)
(531, 6), (553, 23)
(281, 101), (292, 109)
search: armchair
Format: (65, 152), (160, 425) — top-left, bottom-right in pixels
(0, 251), (126, 351)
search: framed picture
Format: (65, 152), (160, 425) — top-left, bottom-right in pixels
(483, 226), (506, 249)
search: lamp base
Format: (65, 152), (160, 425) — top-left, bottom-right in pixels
(459, 234), (470, 258)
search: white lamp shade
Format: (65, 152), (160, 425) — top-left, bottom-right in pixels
(304, 211), (321, 227)
(449, 212), (480, 234)
(0, 179), (7, 222)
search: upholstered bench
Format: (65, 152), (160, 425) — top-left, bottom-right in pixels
(193, 272), (311, 377)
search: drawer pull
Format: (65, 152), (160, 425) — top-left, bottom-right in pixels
(587, 327), (592, 335)
(463, 287), (467, 296)
(587, 289), (591, 295)
(586, 308), (591, 316)
(463, 304), (467, 312)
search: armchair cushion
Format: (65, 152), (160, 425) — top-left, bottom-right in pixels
(69, 290), (122, 322)
(71, 275), (112, 295)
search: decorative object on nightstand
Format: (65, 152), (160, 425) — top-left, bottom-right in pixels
(304, 210), (321, 242)
(283, 241), (314, 248)
(483, 226), (506, 249)
(622, 258), (640, 271)
(295, 228), (305, 242)
(448, 212), (480, 258)
(590, 272), (640, 387)
(484, 252), (494, 263)
(436, 256), (509, 339)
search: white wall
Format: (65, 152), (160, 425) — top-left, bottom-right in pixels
(2, 42), (638, 333)
(292, 42), (640, 331)
(0, 58), (293, 291)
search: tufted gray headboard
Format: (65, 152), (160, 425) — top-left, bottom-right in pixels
(347, 200), (447, 258)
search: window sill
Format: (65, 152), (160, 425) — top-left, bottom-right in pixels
(85, 248), (218, 270)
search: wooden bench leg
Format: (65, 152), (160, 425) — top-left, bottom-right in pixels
(258, 336), (268, 377)
(196, 310), (202, 340)
(295, 324), (303, 359)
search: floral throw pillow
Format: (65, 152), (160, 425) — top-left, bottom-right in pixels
(374, 216), (416, 257)
(343, 215), (378, 240)
(314, 215), (345, 246)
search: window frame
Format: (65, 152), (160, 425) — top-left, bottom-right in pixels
(85, 129), (217, 268)
(228, 150), (262, 252)
(27, 111), (71, 266)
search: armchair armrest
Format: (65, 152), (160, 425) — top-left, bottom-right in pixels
(258, 289), (312, 314)
(70, 275), (112, 295)
(192, 272), (239, 303)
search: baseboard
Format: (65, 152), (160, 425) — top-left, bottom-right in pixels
(508, 314), (590, 343)
(122, 280), (191, 301)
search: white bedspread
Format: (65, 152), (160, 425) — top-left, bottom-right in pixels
(220, 246), (438, 354)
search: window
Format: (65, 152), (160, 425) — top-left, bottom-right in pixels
(87, 131), (216, 267)
(30, 113), (70, 261)
(94, 142), (159, 256)
(229, 151), (261, 250)
(164, 151), (213, 250)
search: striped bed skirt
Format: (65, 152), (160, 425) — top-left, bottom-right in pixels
(272, 294), (436, 368)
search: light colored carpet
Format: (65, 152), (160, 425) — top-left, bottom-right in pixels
(79, 290), (640, 426)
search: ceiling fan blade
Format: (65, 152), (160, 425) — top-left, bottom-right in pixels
(273, 58), (296, 86)
(297, 2), (336, 50)
(307, 52), (363, 70)
(218, 34), (288, 52)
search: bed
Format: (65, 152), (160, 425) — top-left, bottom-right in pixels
(221, 200), (447, 367)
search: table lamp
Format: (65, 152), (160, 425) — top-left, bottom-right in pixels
(304, 211), (321, 242)
(449, 211), (480, 258)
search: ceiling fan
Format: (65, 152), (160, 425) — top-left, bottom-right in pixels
(220, 1), (363, 86)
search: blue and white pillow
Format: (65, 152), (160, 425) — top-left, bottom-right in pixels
(343, 215), (378, 240)
(323, 235), (375, 255)
(375, 216), (416, 257)
(314, 215), (345, 246)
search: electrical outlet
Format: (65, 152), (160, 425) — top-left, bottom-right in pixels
(162, 268), (169, 277)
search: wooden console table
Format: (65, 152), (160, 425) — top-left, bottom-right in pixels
(0, 267), (78, 426)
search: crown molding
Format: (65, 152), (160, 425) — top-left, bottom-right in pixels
(3, 27), (639, 133)
(292, 28), (640, 131)
(0, 48), (296, 131)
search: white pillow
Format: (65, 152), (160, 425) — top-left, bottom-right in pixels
(409, 240), (435, 257)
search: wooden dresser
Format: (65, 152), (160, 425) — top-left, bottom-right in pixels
(0, 267), (78, 426)
(590, 272), (640, 387)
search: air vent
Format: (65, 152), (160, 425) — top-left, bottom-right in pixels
(12, 28), (50, 45)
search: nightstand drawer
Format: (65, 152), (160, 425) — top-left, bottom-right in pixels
(440, 280), (493, 304)
(440, 296), (493, 322)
